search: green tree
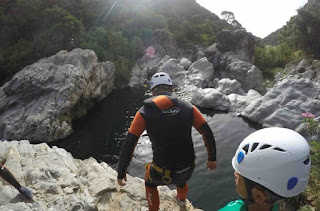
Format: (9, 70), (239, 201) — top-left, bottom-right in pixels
(296, 1), (320, 58)
(33, 6), (84, 57)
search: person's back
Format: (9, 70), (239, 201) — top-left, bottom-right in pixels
(140, 93), (195, 170)
(219, 127), (311, 211)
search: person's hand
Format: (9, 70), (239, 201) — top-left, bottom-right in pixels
(117, 174), (127, 186)
(207, 161), (217, 171)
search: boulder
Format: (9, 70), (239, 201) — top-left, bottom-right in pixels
(187, 57), (214, 88)
(228, 89), (262, 114)
(215, 29), (255, 64)
(148, 29), (178, 58)
(216, 78), (245, 95)
(0, 141), (202, 211)
(191, 88), (230, 111)
(241, 77), (320, 133)
(178, 44), (205, 62)
(159, 59), (188, 87)
(220, 53), (266, 94)
(0, 48), (114, 143)
(179, 57), (192, 70)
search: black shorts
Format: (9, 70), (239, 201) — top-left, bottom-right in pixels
(145, 163), (195, 188)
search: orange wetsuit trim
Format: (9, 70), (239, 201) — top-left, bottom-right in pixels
(129, 111), (146, 137)
(152, 95), (174, 110)
(192, 106), (206, 131)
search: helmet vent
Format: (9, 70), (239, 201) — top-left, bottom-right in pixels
(304, 157), (310, 165)
(242, 144), (249, 154)
(259, 144), (271, 150)
(273, 147), (286, 152)
(251, 143), (259, 152)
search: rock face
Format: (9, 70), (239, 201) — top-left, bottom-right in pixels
(0, 140), (202, 211)
(242, 76), (320, 133)
(0, 48), (115, 143)
(215, 29), (255, 64)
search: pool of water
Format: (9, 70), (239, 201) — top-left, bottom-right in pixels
(51, 88), (259, 210)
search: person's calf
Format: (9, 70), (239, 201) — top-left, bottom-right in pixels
(145, 186), (159, 211)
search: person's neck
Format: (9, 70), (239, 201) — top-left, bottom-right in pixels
(247, 202), (273, 211)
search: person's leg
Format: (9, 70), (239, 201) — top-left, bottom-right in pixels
(145, 163), (160, 211)
(176, 183), (188, 201)
(0, 164), (33, 200)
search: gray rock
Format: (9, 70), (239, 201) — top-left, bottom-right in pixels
(0, 141), (202, 211)
(220, 54), (266, 94)
(0, 48), (114, 143)
(216, 78), (245, 95)
(191, 88), (230, 111)
(242, 77), (320, 133)
(187, 57), (214, 88)
(159, 59), (188, 87)
(180, 57), (192, 70)
(216, 29), (255, 64)
(228, 89), (262, 114)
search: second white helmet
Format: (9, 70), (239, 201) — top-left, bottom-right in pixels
(150, 72), (172, 89)
(232, 127), (311, 197)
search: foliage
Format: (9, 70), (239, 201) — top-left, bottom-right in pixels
(296, 1), (320, 59)
(114, 57), (133, 87)
(0, 39), (33, 82)
(221, 11), (242, 29)
(255, 43), (305, 80)
(298, 113), (320, 210)
(302, 113), (320, 136)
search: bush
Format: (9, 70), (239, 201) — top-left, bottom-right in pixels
(298, 113), (320, 210)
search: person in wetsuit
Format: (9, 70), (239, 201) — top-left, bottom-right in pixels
(117, 72), (217, 210)
(219, 127), (311, 211)
(0, 163), (33, 200)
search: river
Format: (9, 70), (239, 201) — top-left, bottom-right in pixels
(52, 87), (259, 211)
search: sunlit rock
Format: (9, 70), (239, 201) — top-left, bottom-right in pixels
(0, 141), (202, 211)
(191, 88), (230, 111)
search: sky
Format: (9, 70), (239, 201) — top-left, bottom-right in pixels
(196, 0), (308, 38)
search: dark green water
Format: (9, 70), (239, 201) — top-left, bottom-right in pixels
(52, 88), (259, 211)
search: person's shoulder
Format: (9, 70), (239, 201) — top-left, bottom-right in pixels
(218, 200), (246, 211)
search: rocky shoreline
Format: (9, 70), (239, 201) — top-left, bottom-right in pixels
(0, 140), (202, 211)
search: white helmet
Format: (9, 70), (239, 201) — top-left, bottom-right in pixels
(150, 72), (172, 89)
(232, 127), (311, 197)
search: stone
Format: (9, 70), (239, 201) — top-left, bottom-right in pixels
(0, 48), (115, 143)
(0, 141), (202, 211)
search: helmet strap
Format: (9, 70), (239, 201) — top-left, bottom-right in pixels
(242, 177), (255, 205)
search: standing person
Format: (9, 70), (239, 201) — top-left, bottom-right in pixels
(219, 127), (311, 211)
(117, 72), (217, 210)
(0, 164), (33, 200)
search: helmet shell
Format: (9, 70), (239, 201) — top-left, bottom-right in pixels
(150, 72), (172, 89)
(232, 127), (311, 197)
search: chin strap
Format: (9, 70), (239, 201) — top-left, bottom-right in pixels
(242, 177), (255, 205)
(242, 176), (284, 206)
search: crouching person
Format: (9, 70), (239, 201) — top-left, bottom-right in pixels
(219, 127), (311, 211)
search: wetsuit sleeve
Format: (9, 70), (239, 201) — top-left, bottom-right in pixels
(117, 111), (146, 179)
(192, 106), (217, 161)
